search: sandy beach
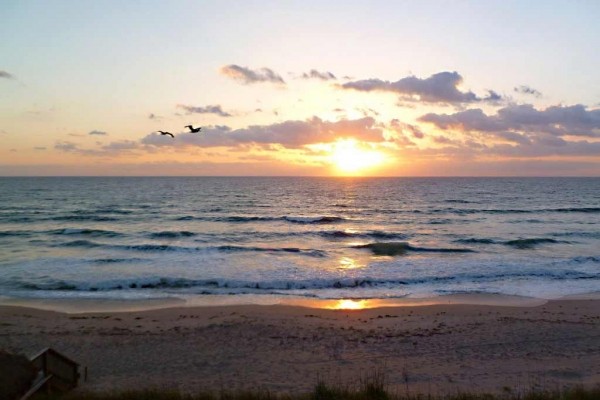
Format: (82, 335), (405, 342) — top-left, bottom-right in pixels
(1, 297), (599, 395)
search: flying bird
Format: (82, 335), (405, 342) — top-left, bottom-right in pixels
(157, 131), (174, 138)
(184, 125), (202, 133)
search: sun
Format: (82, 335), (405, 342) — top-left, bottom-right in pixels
(330, 139), (385, 175)
(331, 299), (368, 310)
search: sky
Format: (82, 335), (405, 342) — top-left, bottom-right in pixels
(1, 0), (599, 176)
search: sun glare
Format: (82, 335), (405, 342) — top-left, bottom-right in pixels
(332, 299), (368, 310)
(330, 139), (385, 175)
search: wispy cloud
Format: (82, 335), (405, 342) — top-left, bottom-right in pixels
(301, 69), (336, 80)
(514, 85), (542, 98)
(341, 71), (502, 104)
(54, 141), (79, 152)
(177, 104), (232, 117)
(101, 140), (138, 151)
(88, 130), (107, 136)
(0, 71), (15, 80)
(148, 113), (164, 120)
(220, 64), (285, 85)
(390, 119), (425, 139)
(141, 117), (384, 149)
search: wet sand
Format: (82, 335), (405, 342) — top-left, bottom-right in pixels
(1, 298), (599, 395)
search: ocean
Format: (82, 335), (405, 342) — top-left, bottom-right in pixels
(0, 177), (599, 305)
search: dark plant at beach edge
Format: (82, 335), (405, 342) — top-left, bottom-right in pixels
(26, 379), (600, 400)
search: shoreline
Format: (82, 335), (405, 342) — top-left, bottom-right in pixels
(4, 292), (600, 314)
(2, 298), (599, 394)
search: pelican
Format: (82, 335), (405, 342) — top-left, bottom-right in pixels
(184, 125), (201, 133)
(157, 131), (174, 138)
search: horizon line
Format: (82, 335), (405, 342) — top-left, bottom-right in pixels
(0, 175), (599, 179)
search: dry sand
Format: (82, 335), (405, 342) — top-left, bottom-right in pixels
(1, 298), (599, 395)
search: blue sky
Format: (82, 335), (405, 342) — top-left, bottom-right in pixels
(1, 0), (599, 175)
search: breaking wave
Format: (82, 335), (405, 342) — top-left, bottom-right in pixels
(17, 268), (600, 293)
(352, 242), (475, 256)
(149, 231), (196, 239)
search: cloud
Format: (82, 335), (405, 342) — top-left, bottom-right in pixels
(343, 72), (476, 101)
(54, 139), (143, 156)
(220, 64), (285, 85)
(356, 108), (380, 117)
(148, 113), (164, 120)
(489, 139), (600, 158)
(340, 71), (498, 104)
(0, 71), (15, 80)
(483, 90), (502, 103)
(141, 116), (384, 149)
(0, 160), (327, 177)
(301, 69), (336, 80)
(88, 130), (107, 136)
(433, 135), (454, 144)
(389, 119), (424, 141)
(177, 104), (232, 117)
(514, 85), (542, 98)
(419, 104), (600, 138)
(101, 140), (139, 151)
(55, 141), (79, 152)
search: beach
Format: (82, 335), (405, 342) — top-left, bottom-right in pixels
(1, 297), (599, 395)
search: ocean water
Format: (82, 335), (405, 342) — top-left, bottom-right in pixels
(0, 177), (599, 303)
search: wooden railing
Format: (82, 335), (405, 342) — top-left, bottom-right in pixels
(20, 348), (80, 400)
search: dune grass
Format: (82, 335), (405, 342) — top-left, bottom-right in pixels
(32, 373), (600, 400)
(34, 386), (600, 400)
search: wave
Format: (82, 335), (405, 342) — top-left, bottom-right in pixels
(551, 231), (600, 240)
(174, 215), (346, 224)
(0, 230), (33, 238)
(149, 231), (196, 239)
(437, 207), (600, 215)
(352, 242), (475, 256)
(56, 240), (325, 257)
(1, 225), (123, 237)
(428, 219), (453, 225)
(455, 237), (571, 249)
(317, 230), (407, 240)
(216, 245), (326, 257)
(503, 238), (563, 249)
(48, 228), (123, 237)
(51, 215), (119, 222)
(284, 216), (345, 224)
(72, 208), (133, 215)
(551, 207), (600, 213)
(57, 240), (193, 252)
(92, 257), (146, 264)
(175, 215), (279, 222)
(0, 216), (35, 223)
(219, 216), (280, 223)
(60, 240), (104, 248)
(455, 238), (497, 244)
(18, 269), (600, 293)
(570, 256), (600, 263)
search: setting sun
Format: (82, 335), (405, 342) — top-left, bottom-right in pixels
(331, 299), (368, 310)
(330, 139), (386, 175)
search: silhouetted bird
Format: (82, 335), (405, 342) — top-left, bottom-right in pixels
(185, 125), (202, 133)
(157, 131), (174, 138)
